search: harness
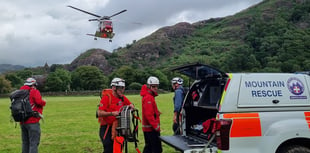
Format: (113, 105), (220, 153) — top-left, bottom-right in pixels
(116, 105), (141, 153)
(98, 89), (141, 153)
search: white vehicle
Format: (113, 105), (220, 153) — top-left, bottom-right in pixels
(160, 63), (310, 153)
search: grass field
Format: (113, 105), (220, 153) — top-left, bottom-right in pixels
(0, 93), (177, 153)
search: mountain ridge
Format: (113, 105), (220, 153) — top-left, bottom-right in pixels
(2, 0), (310, 74)
(0, 64), (25, 74)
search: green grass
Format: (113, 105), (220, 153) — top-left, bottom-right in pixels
(0, 93), (177, 153)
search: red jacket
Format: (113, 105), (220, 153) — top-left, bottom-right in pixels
(98, 93), (132, 126)
(140, 84), (160, 132)
(20, 85), (46, 124)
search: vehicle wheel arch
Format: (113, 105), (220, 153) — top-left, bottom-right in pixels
(276, 138), (310, 153)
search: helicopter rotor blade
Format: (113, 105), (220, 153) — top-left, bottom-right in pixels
(108, 9), (127, 19)
(88, 19), (99, 22)
(67, 5), (101, 18)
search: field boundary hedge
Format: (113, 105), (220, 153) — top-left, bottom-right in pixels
(0, 89), (168, 98)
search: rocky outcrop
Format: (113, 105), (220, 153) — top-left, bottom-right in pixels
(69, 49), (113, 74)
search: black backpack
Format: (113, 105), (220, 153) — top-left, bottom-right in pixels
(9, 89), (33, 122)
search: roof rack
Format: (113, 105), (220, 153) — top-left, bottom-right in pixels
(295, 71), (310, 76)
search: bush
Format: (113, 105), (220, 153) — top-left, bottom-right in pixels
(128, 82), (143, 90)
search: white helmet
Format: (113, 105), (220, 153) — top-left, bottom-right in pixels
(147, 76), (159, 85)
(24, 77), (37, 86)
(110, 78), (125, 87)
(171, 77), (183, 85)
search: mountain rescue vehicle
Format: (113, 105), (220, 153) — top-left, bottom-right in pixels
(160, 63), (310, 153)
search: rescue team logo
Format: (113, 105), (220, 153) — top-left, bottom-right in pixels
(287, 77), (307, 99)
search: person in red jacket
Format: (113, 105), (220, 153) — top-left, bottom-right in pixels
(140, 76), (162, 153)
(19, 77), (46, 153)
(97, 77), (134, 153)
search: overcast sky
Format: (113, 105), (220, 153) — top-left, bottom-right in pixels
(0, 0), (262, 67)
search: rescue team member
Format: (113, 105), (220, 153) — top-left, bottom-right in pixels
(20, 78), (46, 153)
(171, 77), (185, 135)
(140, 76), (163, 153)
(97, 78), (134, 153)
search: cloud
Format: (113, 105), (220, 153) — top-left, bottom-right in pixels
(0, 0), (262, 67)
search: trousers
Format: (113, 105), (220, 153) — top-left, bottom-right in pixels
(173, 112), (181, 135)
(99, 125), (113, 153)
(21, 123), (41, 153)
(143, 130), (162, 153)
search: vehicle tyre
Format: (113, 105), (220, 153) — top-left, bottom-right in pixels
(278, 145), (310, 153)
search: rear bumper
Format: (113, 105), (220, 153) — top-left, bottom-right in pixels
(160, 135), (217, 153)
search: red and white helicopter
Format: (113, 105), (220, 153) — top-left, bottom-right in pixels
(68, 5), (127, 42)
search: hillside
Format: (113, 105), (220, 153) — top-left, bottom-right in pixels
(22, 0), (310, 74)
(108, 0), (309, 73)
(0, 64), (25, 74)
(2, 0), (310, 93)
(70, 0), (309, 73)
(68, 48), (113, 74)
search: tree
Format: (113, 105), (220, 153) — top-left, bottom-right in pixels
(128, 82), (143, 90)
(109, 66), (146, 89)
(0, 75), (12, 94)
(16, 70), (33, 81)
(5, 73), (23, 89)
(71, 66), (108, 90)
(50, 64), (65, 72)
(145, 68), (169, 90)
(45, 69), (71, 91)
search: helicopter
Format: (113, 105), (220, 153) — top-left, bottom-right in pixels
(68, 5), (127, 42)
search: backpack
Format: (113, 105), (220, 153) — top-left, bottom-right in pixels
(117, 105), (140, 141)
(97, 89), (141, 152)
(116, 105), (141, 153)
(96, 89), (113, 120)
(182, 86), (189, 99)
(9, 89), (33, 122)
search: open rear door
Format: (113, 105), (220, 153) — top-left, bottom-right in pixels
(160, 63), (225, 152)
(170, 63), (227, 80)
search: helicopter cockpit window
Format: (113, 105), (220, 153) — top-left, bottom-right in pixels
(103, 21), (112, 26)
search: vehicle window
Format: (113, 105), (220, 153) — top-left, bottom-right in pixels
(187, 79), (223, 108)
(198, 86), (221, 107)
